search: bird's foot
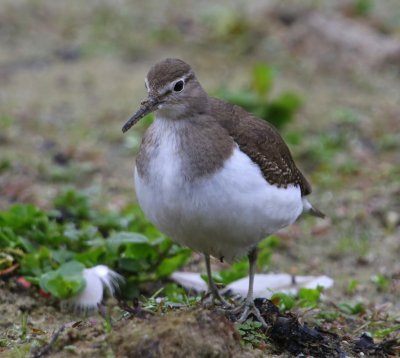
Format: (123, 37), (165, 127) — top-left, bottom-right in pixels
(229, 299), (268, 327)
(201, 289), (232, 309)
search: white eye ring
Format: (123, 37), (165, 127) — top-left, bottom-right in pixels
(173, 80), (184, 92)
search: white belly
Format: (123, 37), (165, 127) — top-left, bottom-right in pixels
(134, 143), (304, 262)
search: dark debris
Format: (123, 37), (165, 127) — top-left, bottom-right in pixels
(226, 298), (399, 357)
(353, 333), (399, 356)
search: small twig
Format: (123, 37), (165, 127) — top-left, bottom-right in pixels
(0, 263), (19, 277)
(353, 321), (370, 335)
(31, 324), (65, 358)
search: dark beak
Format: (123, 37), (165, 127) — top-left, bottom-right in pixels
(122, 97), (160, 133)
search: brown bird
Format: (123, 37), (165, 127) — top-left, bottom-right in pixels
(122, 58), (324, 325)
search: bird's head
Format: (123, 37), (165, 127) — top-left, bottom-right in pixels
(122, 58), (206, 133)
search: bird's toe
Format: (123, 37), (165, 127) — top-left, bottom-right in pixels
(230, 300), (268, 328)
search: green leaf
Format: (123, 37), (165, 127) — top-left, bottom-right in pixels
(118, 257), (146, 273)
(51, 249), (74, 264)
(39, 261), (86, 299)
(122, 242), (157, 261)
(338, 302), (366, 315)
(257, 235), (280, 268)
(251, 63), (274, 96)
(163, 283), (192, 304)
(63, 224), (98, 245)
(298, 287), (321, 307)
(271, 292), (295, 311)
(216, 258), (249, 285)
(373, 324), (400, 338)
(57, 261), (85, 276)
(74, 246), (108, 267)
(107, 232), (150, 247)
(53, 188), (93, 221)
(20, 246), (55, 276)
(354, 0), (374, 17)
(0, 227), (32, 251)
(317, 310), (339, 321)
(265, 91), (302, 128)
(155, 249), (191, 277)
(370, 274), (390, 291)
(118, 276), (140, 299)
(93, 210), (133, 234)
(346, 279), (359, 294)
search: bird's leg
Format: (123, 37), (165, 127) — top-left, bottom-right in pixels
(203, 254), (230, 307)
(234, 247), (268, 327)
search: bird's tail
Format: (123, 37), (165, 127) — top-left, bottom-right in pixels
(302, 198), (326, 219)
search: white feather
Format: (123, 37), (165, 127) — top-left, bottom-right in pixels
(170, 271), (334, 299)
(67, 265), (123, 310)
(224, 273), (334, 298)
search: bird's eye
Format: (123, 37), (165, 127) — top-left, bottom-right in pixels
(173, 80), (184, 92)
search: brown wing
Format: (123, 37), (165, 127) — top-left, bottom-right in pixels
(210, 97), (312, 196)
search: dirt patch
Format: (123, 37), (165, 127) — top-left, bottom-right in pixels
(32, 299), (400, 357)
(272, 9), (400, 71)
(49, 321), (110, 358)
(40, 308), (258, 358)
(109, 310), (256, 358)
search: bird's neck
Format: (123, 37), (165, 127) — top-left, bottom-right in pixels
(142, 108), (234, 181)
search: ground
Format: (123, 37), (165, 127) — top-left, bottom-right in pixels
(1, 0), (400, 357)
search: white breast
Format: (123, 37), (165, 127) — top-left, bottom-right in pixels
(134, 121), (304, 262)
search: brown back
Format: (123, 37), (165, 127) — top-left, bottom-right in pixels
(209, 97), (312, 196)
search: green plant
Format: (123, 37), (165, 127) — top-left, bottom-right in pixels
(0, 188), (191, 301)
(317, 310), (339, 321)
(373, 324), (400, 338)
(298, 287), (323, 308)
(346, 279), (359, 295)
(20, 313), (28, 340)
(271, 287), (323, 312)
(163, 283), (201, 306)
(39, 261), (86, 299)
(370, 274), (390, 292)
(236, 319), (267, 349)
(271, 292), (296, 312)
(215, 64), (302, 129)
(0, 159), (11, 174)
(338, 302), (366, 315)
(141, 284), (201, 313)
(353, 0), (374, 17)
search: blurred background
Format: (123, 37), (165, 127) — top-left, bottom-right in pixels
(1, 0), (400, 210)
(1, 0), (400, 353)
